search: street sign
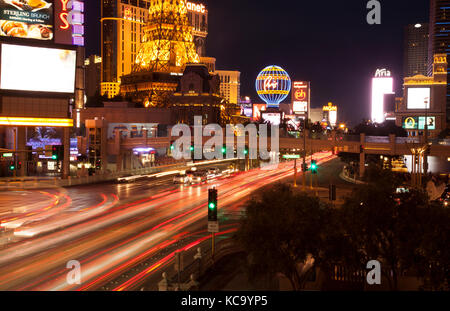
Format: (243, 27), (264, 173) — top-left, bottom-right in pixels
(45, 145), (53, 157)
(2, 153), (13, 158)
(208, 221), (219, 233)
(283, 154), (301, 159)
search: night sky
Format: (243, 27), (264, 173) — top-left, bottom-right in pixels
(85, 0), (430, 126)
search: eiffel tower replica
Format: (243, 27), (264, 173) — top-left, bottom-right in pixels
(120, 0), (200, 107)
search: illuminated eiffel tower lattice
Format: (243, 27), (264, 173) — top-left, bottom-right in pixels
(134, 0), (200, 73)
(121, 0), (200, 106)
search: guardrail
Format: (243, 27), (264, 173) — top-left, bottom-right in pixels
(157, 237), (243, 291)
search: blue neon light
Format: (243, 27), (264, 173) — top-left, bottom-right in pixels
(255, 65), (291, 108)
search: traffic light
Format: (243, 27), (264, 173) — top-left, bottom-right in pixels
(9, 161), (15, 171)
(360, 145), (364, 153)
(208, 188), (218, 222)
(52, 146), (58, 160)
(52, 145), (64, 161)
(221, 146), (226, 154)
(17, 161), (22, 170)
(311, 160), (318, 174)
(301, 163), (309, 172)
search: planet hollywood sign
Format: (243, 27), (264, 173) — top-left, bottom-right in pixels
(186, 2), (206, 13)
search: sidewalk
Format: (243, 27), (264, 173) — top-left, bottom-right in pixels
(0, 162), (187, 191)
(198, 252), (279, 291)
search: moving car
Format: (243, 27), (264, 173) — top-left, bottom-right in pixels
(173, 174), (190, 184)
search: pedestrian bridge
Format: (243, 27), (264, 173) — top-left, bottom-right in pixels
(108, 132), (450, 158)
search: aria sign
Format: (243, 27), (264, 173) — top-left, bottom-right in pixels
(375, 68), (391, 78)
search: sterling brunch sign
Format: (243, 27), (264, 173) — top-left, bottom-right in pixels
(0, 0), (53, 40)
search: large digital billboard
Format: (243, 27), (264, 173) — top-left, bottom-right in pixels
(252, 103), (266, 121)
(292, 81), (309, 114)
(371, 77), (393, 123)
(402, 116), (435, 130)
(0, 0), (53, 40)
(0, 43), (76, 93)
(407, 88), (430, 109)
(261, 112), (281, 126)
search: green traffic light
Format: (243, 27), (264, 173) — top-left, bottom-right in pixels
(9, 166), (15, 170)
(222, 147), (226, 153)
(170, 145), (175, 151)
(209, 202), (216, 210)
(52, 155), (58, 160)
(244, 149), (248, 155)
(190, 146), (194, 151)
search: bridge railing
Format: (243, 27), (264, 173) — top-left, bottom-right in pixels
(365, 136), (391, 143)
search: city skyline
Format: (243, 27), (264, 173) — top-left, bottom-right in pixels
(86, 0), (429, 126)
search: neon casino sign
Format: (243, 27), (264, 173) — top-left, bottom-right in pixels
(59, 0), (85, 46)
(186, 2), (206, 13)
(264, 77), (278, 90)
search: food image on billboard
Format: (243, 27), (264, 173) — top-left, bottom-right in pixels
(407, 88), (430, 109)
(0, 44), (76, 93)
(0, 0), (53, 40)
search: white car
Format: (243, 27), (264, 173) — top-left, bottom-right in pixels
(173, 174), (190, 184)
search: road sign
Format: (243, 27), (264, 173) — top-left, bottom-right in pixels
(208, 221), (219, 233)
(45, 145), (53, 157)
(283, 154), (301, 159)
(2, 153), (13, 158)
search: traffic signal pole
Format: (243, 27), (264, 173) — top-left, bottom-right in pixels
(293, 159), (297, 188)
(13, 128), (16, 178)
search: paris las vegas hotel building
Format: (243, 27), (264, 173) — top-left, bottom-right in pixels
(100, 0), (240, 105)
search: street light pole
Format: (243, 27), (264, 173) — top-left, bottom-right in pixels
(293, 158), (297, 187)
(13, 128), (17, 178)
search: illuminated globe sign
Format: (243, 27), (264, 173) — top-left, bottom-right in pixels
(256, 65), (292, 108)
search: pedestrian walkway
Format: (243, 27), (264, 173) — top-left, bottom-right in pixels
(198, 252), (278, 291)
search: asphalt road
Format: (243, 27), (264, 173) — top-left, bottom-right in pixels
(0, 153), (338, 291)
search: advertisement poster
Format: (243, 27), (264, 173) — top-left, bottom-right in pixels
(402, 116), (435, 130)
(0, 0), (53, 40)
(0, 44), (76, 93)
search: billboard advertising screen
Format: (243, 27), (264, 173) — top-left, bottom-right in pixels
(0, 43), (76, 93)
(402, 116), (436, 130)
(293, 102), (307, 113)
(0, 0), (53, 40)
(371, 77), (393, 123)
(292, 81), (309, 114)
(407, 88), (430, 109)
(252, 103), (266, 120)
(261, 112), (281, 126)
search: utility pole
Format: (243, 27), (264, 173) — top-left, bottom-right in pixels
(302, 122), (307, 190)
(13, 128), (17, 178)
(293, 158), (297, 187)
